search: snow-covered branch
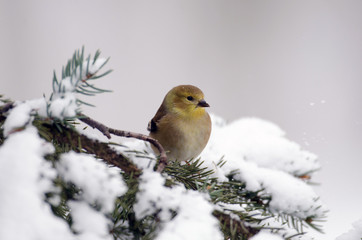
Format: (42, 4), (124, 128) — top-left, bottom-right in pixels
(0, 48), (328, 240)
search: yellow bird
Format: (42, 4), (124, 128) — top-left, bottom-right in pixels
(148, 85), (211, 162)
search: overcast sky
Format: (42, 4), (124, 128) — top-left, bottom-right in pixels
(1, 1), (362, 239)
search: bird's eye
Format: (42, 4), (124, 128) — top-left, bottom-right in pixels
(187, 96), (194, 101)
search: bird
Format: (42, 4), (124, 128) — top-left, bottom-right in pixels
(147, 85), (211, 162)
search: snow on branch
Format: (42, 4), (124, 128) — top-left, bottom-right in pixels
(134, 171), (223, 240)
(58, 151), (127, 213)
(199, 114), (327, 235)
(49, 47), (112, 119)
(0, 127), (73, 240)
(0, 47), (328, 240)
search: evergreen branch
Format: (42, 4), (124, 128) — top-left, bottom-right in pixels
(303, 216), (326, 233)
(33, 118), (141, 178)
(50, 47), (112, 112)
(77, 113), (168, 173)
(80, 80), (112, 93)
(75, 100), (96, 108)
(0, 102), (14, 115)
(165, 159), (215, 190)
(93, 56), (110, 73)
(213, 210), (260, 239)
(75, 89), (96, 96)
(88, 69), (113, 80)
(52, 71), (58, 92)
(93, 49), (101, 64)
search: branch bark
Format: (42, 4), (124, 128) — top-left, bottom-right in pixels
(34, 119), (142, 178)
(78, 113), (168, 173)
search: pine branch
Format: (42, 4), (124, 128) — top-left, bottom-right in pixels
(213, 210), (260, 239)
(0, 102), (14, 115)
(164, 158), (216, 189)
(33, 118), (142, 178)
(78, 113), (168, 173)
(0, 101), (15, 123)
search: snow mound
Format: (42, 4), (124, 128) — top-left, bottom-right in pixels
(204, 114), (320, 176)
(58, 151), (127, 213)
(0, 126), (74, 240)
(134, 171), (223, 240)
(201, 114), (325, 219)
(3, 99), (47, 136)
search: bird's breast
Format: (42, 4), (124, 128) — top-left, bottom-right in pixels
(150, 112), (211, 162)
(172, 113), (211, 161)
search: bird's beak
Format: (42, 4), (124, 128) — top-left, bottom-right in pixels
(197, 99), (210, 108)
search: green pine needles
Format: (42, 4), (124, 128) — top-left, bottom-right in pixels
(48, 47), (112, 121)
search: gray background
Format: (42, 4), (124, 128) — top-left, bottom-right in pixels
(1, 1), (361, 239)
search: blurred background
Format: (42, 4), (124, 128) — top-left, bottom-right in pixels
(1, 1), (361, 239)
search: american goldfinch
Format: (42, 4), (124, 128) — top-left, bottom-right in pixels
(148, 85), (211, 162)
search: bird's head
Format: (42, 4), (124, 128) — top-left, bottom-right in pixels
(165, 85), (210, 118)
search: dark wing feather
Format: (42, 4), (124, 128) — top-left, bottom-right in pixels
(147, 119), (158, 132)
(147, 102), (167, 132)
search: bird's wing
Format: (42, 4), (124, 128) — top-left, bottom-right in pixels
(147, 103), (167, 132)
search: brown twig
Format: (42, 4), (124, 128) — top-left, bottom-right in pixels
(78, 113), (168, 173)
(79, 114), (111, 138)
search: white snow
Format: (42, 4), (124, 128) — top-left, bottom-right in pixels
(113, 138), (157, 170)
(336, 218), (362, 240)
(0, 128), (127, 240)
(88, 58), (107, 75)
(203, 115), (320, 176)
(48, 92), (78, 119)
(69, 201), (113, 240)
(58, 151), (127, 213)
(3, 98), (47, 136)
(1, 90), (327, 240)
(200, 114), (326, 220)
(1, 95), (127, 240)
(0, 126), (74, 240)
(72, 58), (107, 81)
(134, 170), (223, 240)
(56, 76), (77, 92)
(250, 231), (284, 240)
